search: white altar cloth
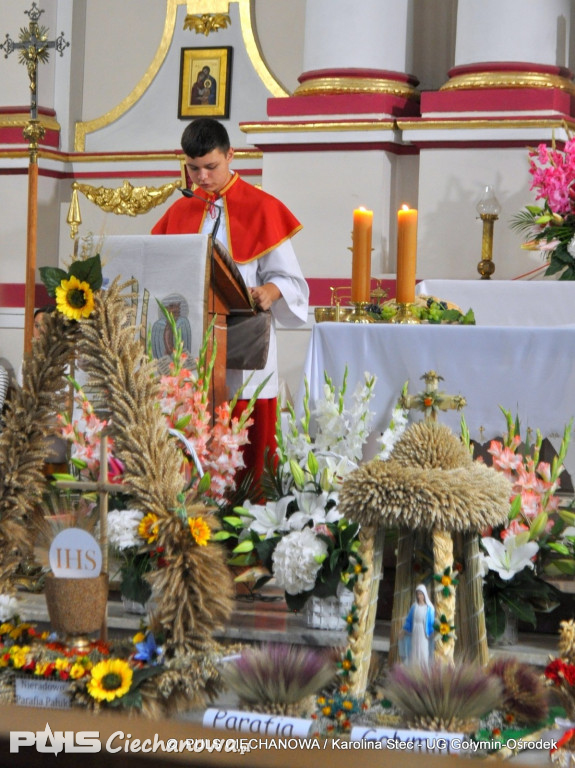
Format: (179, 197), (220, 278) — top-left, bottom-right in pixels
(416, 279), (575, 327)
(299, 323), (575, 459)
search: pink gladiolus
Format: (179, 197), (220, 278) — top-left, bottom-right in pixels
(488, 441), (523, 473)
(501, 520), (529, 538)
(537, 239), (561, 251)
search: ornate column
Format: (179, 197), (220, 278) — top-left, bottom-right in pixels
(435, 0), (575, 114)
(290, 0), (418, 113)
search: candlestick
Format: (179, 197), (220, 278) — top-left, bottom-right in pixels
(351, 207), (373, 303)
(396, 205), (418, 304)
(476, 185), (500, 279)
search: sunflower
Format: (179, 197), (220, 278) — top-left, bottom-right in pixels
(55, 275), (95, 320)
(138, 513), (159, 544)
(188, 515), (211, 546)
(86, 658), (133, 702)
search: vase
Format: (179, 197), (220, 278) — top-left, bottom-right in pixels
(489, 604), (518, 646)
(44, 572), (108, 647)
(121, 595), (150, 615)
(304, 586), (354, 631)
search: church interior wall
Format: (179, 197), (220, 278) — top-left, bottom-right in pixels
(416, 147), (543, 280)
(259, 148), (393, 282)
(411, 0), (456, 92)
(78, 2), (280, 153)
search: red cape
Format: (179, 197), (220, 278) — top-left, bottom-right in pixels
(151, 173), (302, 264)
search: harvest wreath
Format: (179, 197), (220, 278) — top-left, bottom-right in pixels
(0, 253), (236, 715)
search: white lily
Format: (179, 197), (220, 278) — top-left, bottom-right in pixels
(239, 497), (293, 539)
(287, 489), (341, 531)
(481, 535), (539, 581)
(314, 452), (358, 491)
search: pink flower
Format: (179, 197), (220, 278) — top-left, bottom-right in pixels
(488, 441), (523, 473)
(501, 519), (529, 538)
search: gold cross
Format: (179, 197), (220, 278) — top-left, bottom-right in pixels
(399, 370), (467, 422)
(0, 4), (69, 124)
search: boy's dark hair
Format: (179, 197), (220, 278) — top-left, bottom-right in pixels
(181, 118), (230, 158)
(34, 305), (55, 318)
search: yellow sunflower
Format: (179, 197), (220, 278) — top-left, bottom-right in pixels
(188, 516), (211, 546)
(55, 275), (95, 320)
(86, 658), (133, 702)
(138, 513), (159, 544)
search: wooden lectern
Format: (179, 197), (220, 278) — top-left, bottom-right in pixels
(99, 234), (266, 414)
(206, 239), (263, 410)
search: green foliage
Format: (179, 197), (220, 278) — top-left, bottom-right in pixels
(40, 254), (103, 298)
(483, 567), (561, 640)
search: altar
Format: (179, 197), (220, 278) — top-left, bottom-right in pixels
(301, 281), (575, 469)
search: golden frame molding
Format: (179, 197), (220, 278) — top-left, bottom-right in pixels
(74, 0), (287, 152)
(396, 117), (575, 133)
(440, 70), (575, 96)
(240, 120), (396, 134)
(0, 112), (60, 132)
(294, 76), (419, 100)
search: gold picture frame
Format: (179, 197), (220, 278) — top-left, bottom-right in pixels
(178, 47), (233, 120)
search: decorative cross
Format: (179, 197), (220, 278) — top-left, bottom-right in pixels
(1, 4), (69, 355)
(399, 370), (467, 422)
(1, 3), (69, 125)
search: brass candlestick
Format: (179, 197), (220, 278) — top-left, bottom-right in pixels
(345, 301), (376, 323)
(391, 302), (420, 324)
(476, 185), (501, 280)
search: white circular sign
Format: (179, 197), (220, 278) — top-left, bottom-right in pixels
(49, 528), (102, 578)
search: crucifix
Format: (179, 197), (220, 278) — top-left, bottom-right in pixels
(399, 370), (467, 422)
(52, 430), (122, 641)
(1, 3), (69, 355)
(398, 371), (468, 664)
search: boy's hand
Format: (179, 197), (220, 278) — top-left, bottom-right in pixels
(249, 283), (281, 311)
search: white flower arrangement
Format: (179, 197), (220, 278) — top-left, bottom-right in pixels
(219, 367), (380, 611)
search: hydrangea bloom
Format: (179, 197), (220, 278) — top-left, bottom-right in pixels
(0, 594), (21, 622)
(107, 509), (144, 551)
(272, 528), (328, 595)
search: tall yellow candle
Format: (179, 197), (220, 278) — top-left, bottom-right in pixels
(396, 204), (418, 304)
(351, 207), (373, 303)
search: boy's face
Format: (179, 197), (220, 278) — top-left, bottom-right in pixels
(184, 147), (234, 196)
(33, 312), (46, 339)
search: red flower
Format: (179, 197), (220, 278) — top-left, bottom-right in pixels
(564, 663), (575, 686)
(545, 658), (566, 684)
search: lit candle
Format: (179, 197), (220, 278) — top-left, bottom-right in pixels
(351, 207), (373, 303)
(396, 205), (418, 304)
